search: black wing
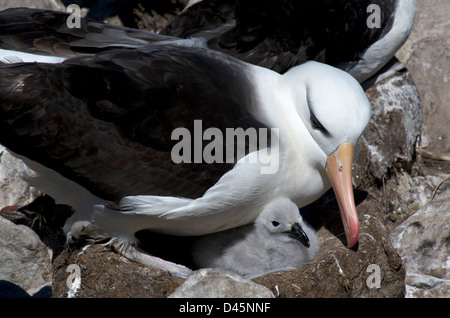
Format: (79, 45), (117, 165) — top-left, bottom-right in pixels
(161, 0), (397, 74)
(0, 7), (175, 57)
(0, 43), (267, 201)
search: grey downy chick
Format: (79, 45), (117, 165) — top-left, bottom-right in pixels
(192, 197), (320, 278)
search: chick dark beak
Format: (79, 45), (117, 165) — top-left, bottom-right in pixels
(289, 223), (310, 248)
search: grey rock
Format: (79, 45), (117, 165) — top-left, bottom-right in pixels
(386, 1), (450, 297)
(354, 72), (423, 188)
(376, 169), (450, 228)
(396, 0), (450, 158)
(0, 216), (52, 295)
(169, 268), (275, 298)
(390, 188), (450, 298)
(0, 145), (40, 208)
(407, 37), (450, 156)
(0, 0), (64, 11)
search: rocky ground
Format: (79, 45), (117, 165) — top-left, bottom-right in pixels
(0, 0), (448, 298)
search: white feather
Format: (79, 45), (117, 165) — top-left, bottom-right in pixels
(0, 49), (67, 64)
(8, 151), (103, 240)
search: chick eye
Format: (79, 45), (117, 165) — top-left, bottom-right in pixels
(310, 112), (329, 135)
(271, 221), (280, 227)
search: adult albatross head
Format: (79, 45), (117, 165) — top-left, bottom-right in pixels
(273, 61), (371, 247)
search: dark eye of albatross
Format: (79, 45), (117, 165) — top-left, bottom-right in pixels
(272, 221), (280, 227)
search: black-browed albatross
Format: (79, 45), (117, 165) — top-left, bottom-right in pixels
(0, 8), (371, 277)
(0, 0), (415, 84)
(161, 0), (416, 83)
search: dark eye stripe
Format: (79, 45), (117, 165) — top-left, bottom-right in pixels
(310, 111), (330, 136)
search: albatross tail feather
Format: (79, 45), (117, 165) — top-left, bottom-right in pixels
(90, 195), (193, 242)
(119, 195), (193, 214)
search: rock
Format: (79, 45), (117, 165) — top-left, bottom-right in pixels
(376, 169), (450, 230)
(0, 145), (40, 209)
(396, 0), (450, 162)
(52, 244), (183, 298)
(0, 195), (74, 257)
(253, 190), (405, 297)
(0, 0), (65, 11)
(377, 0), (450, 298)
(168, 268), (275, 298)
(353, 71), (423, 189)
(0, 216), (52, 296)
(130, 0), (189, 32)
(390, 188), (450, 298)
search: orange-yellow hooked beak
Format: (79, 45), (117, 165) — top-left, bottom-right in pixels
(326, 142), (359, 248)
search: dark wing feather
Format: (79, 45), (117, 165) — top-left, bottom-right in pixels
(161, 0), (308, 74)
(303, 0), (396, 65)
(0, 43), (266, 201)
(0, 7), (175, 57)
(161, 0), (397, 74)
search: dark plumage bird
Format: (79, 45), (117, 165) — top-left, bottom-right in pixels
(0, 0), (416, 82)
(161, 0), (415, 82)
(0, 6), (379, 277)
(54, 1), (415, 82)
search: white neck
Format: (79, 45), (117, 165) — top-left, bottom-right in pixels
(249, 66), (330, 204)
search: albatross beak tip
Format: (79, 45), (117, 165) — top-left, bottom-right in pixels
(326, 142), (360, 248)
(346, 215), (359, 248)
